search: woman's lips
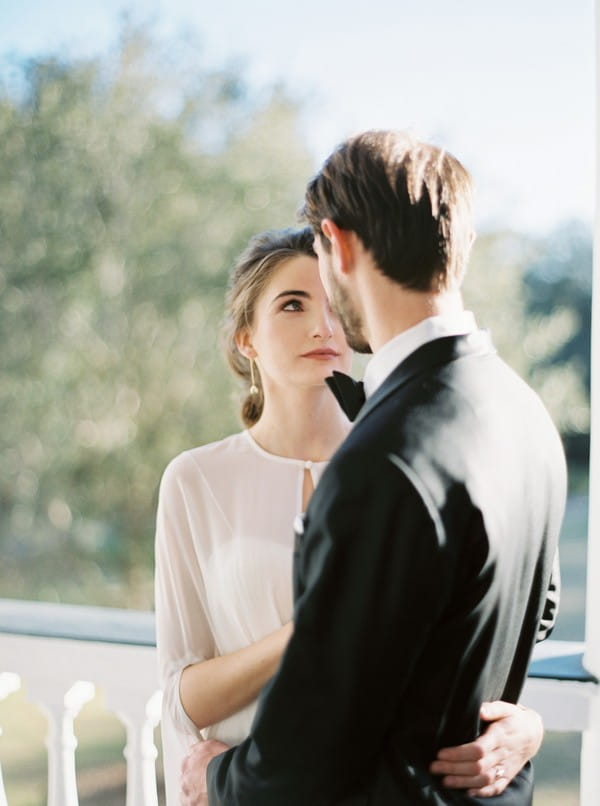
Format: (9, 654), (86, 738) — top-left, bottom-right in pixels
(301, 349), (340, 360)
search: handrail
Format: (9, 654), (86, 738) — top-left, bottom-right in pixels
(1, 598), (599, 805)
(0, 600), (162, 806)
(528, 639), (598, 683)
(0, 597), (597, 681)
(0, 598), (155, 646)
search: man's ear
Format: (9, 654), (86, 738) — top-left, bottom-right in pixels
(235, 328), (256, 359)
(321, 218), (354, 276)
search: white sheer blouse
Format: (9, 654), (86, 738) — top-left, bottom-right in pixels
(154, 430), (328, 803)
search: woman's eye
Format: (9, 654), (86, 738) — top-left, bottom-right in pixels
(281, 299), (303, 312)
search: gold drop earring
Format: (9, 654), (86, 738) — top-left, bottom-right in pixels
(249, 358), (259, 395)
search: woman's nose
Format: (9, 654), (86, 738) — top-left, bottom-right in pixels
(312, 308), (334, 338)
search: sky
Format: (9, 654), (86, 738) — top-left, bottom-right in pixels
(0, 0), (595, 234)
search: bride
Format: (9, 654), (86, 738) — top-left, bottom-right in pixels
(155, 227), (544, 804)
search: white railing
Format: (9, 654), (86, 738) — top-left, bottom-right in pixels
(0, 599), (599, 806)
(0, 600), (162, 806)
(522, 640), (600, 803)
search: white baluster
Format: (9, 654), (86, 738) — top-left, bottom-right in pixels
(24, 678), (95, 806)
(0, 673), (22, 806)
(107, 687), (162, 806)
(0, 762), (6, 806)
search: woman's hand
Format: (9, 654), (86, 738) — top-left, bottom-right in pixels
(429, 701), (543, 797)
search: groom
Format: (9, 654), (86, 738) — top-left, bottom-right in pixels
(184, 131), (566, 804)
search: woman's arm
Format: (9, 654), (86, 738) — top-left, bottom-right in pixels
(429, 701), (543, 797)
(155, 454), (293, 736)
(179, 622), (292, 730)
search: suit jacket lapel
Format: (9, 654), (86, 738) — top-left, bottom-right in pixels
(354, 330), (496, 426)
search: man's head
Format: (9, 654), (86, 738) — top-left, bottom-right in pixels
(302, 130), (475, 295)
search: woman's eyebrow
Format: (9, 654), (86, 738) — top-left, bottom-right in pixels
(271, 289), (311, 302)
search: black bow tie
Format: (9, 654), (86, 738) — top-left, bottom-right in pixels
(325, 371), (366, 421)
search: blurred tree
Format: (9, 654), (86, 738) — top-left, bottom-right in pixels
(0, 25), (314, 607)
(524, 221), (592, 399)
(524, 221), (592, 467)
(0, 24), (591, 607)
(464, 226), (591, 439)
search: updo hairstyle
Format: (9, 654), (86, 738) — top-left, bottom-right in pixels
(223, 227), (316, 426)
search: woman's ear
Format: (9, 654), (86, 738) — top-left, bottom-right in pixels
(235, 328), (256, 359)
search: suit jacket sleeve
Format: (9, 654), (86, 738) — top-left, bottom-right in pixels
(536, 551), (560, 642)
(207, 453), (458, 805)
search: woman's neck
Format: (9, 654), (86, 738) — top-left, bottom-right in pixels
(249, 385), (350, 462)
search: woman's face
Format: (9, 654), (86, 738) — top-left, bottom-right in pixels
(241, 255), (352, 392)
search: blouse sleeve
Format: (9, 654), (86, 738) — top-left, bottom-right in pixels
(154, 452), (216, 738)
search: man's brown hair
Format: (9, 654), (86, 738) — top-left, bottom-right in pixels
(301, 130), (474, 291)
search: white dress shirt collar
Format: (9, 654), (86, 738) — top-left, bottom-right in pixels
(363, 310), (477, 398)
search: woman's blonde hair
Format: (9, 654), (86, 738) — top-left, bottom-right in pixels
(223, 227), (316, 426)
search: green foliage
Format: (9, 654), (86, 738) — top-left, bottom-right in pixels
(525, 221), (592, 394)
(0, 25), (591, 607)
(0, 27), (314, 607)
(464, 227), (591, 437)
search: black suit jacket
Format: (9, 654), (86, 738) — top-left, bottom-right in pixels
(208, 332), (566, 805)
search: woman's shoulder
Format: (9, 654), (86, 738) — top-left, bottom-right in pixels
(160, 431), (250, 487)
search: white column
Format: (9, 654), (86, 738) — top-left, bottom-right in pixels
(584, 0), (600, 686)
(581, 2), (600, 804)
(580, 692), (600, 806)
